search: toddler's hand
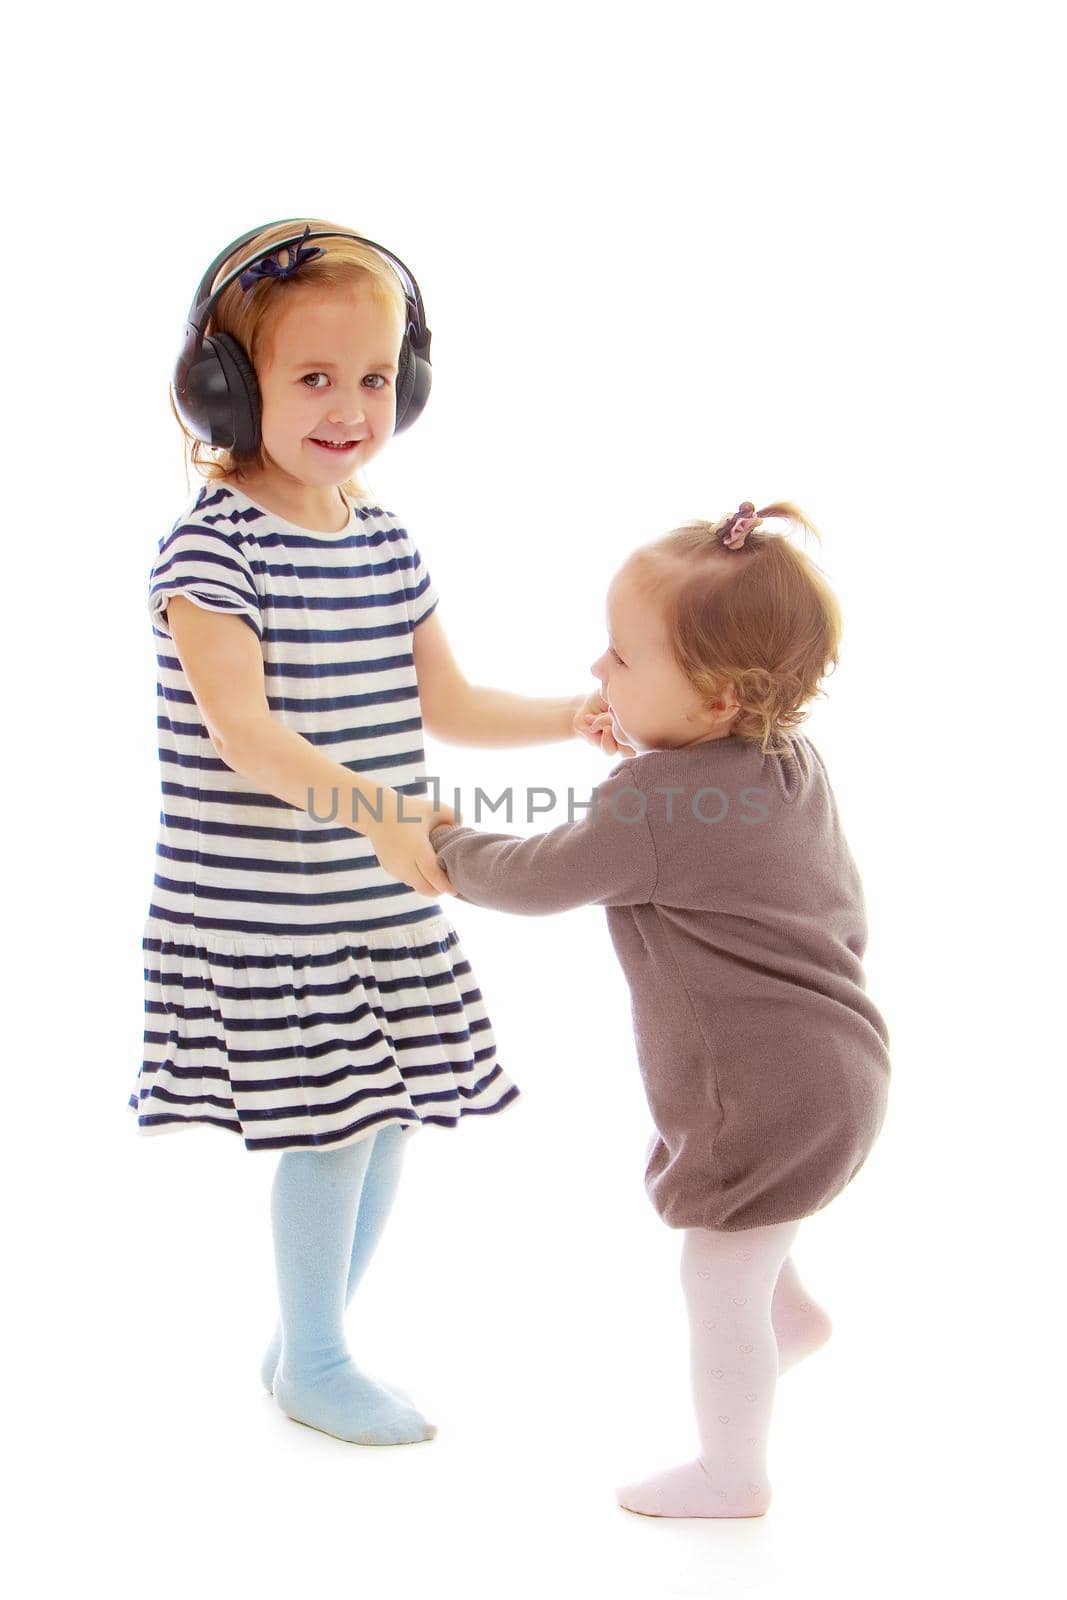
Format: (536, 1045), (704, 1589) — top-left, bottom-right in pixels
(573, 690), (637, 758)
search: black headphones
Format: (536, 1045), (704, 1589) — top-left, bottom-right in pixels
(172, 217), (433, 456)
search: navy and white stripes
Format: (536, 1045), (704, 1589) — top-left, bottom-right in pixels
(129, 480), (518, 1149)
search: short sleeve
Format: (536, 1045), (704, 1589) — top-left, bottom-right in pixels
(409, 539), (439, 630)
(148, 521), (263, 641)
(381, 508), (439, 630)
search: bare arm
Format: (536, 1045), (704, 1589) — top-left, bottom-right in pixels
(413, 609), (586, 746)
(434, 685), (587, 747)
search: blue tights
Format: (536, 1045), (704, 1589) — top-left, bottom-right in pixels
(265, 1123), (436, 1445)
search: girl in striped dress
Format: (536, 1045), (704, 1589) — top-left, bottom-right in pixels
(129, 218), (626, 1448)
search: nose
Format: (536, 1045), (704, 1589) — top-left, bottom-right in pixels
(326, 384), (368, 426)
(327, 404), (367, 426)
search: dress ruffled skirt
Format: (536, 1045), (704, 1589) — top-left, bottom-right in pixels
(128, 912), (519, 1151)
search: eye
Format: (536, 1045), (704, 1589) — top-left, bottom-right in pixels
(299, 373), (391, 390)
(610, 645), (625, 665)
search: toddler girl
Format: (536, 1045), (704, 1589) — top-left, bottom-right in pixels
(128, 216), (620, 1447)
(429, 501), (891, 1516)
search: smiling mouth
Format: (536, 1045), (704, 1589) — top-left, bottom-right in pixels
(310, 438), (363, 451)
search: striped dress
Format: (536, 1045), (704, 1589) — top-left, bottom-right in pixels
(128, 478), (519, 1151)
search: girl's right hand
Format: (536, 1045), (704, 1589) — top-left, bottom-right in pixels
(370, 792), (460, 896)
(580, 708), (638, 759)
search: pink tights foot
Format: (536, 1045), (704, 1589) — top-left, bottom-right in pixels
(617, 1458), (771, 1518)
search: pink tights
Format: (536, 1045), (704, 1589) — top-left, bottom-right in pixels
(617, 1220), (832, 1518)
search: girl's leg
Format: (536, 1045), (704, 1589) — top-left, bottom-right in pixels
(617, 1217), (800, 1518)
(772, 1252), (834, 1375)
(260, 1123), (410, 1394)
(270, 1134), (435, 1445)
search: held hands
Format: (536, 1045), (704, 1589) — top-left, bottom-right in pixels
(371, 791), (459, 897)
(572, 689), (637, 758)
(377, 691), (633, 896)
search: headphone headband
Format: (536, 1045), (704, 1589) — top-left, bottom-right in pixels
(185, 217), (430, 354)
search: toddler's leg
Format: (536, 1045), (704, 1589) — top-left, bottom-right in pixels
(261, 1124), (410, 1395)
(772, 1252), (834, 1374)
(270, 1135), (435, 1445)
(617, 1217), (800, 1518)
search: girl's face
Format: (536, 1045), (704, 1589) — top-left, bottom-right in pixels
(589, 561), (739, 753)
(248, 283), (407, 513)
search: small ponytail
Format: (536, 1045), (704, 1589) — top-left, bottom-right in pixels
(712, 501), (822, 553)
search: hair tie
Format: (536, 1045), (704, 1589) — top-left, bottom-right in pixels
(237, 224), (327, 309)
(715, 501), (761, 550)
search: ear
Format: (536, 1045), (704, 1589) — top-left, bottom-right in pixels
(708, 680), (741, 719)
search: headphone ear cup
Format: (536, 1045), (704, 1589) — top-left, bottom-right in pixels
(393, 338), (432, 434)
(210, 332), (262, 457)
(393, 339), (416, 432)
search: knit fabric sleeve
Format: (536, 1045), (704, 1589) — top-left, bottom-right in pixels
(429, 762), (658, 914)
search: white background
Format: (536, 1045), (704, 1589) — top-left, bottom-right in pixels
(4, 2), (1063, 1595)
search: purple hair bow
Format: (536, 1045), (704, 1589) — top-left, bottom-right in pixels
(238, 225), (326, 308)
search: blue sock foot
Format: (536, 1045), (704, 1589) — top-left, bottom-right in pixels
(273, 1355), (436, 1445)
(260, 1322), (414, 1407)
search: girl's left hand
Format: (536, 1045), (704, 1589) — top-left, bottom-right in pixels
(572, 689), (637, 758)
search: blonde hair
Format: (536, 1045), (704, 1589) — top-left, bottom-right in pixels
(168, 217), (410, 503)
(628, 502), (843, 755)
